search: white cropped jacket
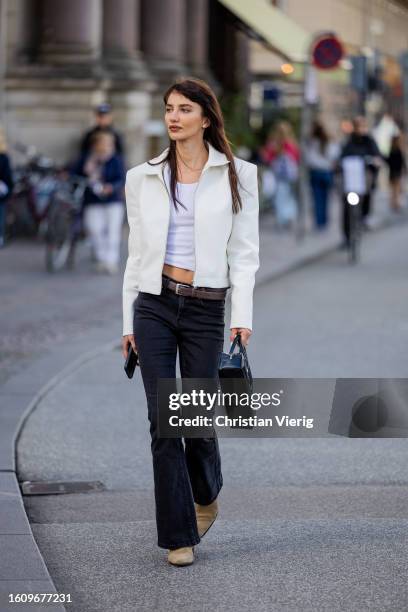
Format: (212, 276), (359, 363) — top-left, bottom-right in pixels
(122, 141), (260, 336)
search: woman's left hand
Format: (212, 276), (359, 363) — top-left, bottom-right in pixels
(230, 327), (252, 346)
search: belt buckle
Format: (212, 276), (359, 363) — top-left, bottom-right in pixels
(175, 282), (190, 295)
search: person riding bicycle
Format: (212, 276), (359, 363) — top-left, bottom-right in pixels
(339, 116), (382, 245)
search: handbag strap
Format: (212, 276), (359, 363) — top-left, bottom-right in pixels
(237, 334), (250, 364)
(228, 333), (253, 384)
(229, 332), (244, 356)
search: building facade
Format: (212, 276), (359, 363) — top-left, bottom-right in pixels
(249, 0), (408, 136)
(0, 0), (249, 166)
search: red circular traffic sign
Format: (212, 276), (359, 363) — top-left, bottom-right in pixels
(312, 35), (343, 70)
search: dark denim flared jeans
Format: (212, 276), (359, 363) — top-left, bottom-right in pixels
(133, 279), (225, 549)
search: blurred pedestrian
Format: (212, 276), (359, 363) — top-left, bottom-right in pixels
(340, 116), (381, 242)
(71, 130), (125, 273)
(80, 103), (124, 157)
(0, 127), (14, 248)
(386, 134), (406, 212)
(260, 121), (299, 229)
(340, 118), (354, 141)
(372, 113), (400, 158)
(306, 120), (339, 230)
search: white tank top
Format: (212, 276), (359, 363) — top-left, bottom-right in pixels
(164, 171), (198, 271)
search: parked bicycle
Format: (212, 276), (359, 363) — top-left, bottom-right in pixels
(6, 143), (57, 240)
(45, 174), (88, 273)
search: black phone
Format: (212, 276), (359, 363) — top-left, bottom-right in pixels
(124, 345), (139, 379)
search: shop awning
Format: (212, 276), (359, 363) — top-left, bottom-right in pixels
(218, 0), (310, 62)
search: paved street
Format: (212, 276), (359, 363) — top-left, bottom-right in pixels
(0, 239), (124, 385)
(14, 221), (408, 612)
(254, 217), (408, 378)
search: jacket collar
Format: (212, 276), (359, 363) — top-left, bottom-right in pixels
(143, 140), (230, 175)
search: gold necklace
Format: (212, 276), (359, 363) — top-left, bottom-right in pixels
(176, 152), (206, 172)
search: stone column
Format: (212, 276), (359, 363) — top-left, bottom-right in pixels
(4, 0), (38, 67)
(102, 0), (140, 61)
(186, 0), (208, 71)
(141, 0), (186, 70)
(38, 0), (102, 64)
(234, 29), (249, 92)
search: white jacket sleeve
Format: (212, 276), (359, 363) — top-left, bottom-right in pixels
(226, 163), (260, 330)
(122, 170), (141, 336)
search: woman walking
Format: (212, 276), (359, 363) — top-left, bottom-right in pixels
(122, 77), (259, 566)
(306, 120), (339, 230)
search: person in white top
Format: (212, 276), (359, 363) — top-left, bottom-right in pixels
(305, 120), (339, 230)
(121, 77), (259, 567)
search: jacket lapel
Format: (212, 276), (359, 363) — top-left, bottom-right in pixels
(142, 141), (230, 177)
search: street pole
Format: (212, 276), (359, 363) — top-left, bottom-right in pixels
(297, 61), (316, 242)
(297, 32), (344, 241)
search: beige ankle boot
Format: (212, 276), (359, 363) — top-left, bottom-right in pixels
(195, 498), (218, 538)
(167, 546), (194, 566)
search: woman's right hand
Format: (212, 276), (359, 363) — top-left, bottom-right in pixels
(122, 334), (137, 359)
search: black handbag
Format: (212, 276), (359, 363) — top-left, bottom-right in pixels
(218, 333), (254, 428)
(218, 333), (253, 392)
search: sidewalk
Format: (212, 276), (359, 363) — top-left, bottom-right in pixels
(0, 190), (406, 611)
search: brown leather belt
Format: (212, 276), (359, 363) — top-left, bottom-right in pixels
(162, 275), (228, 300)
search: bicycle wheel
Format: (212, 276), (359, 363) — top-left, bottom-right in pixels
(348, 202), (361, 264)
(45, 199), (73, 272)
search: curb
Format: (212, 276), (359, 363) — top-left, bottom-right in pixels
(0, 321), (119, 610)
(14, 338), (120, 467)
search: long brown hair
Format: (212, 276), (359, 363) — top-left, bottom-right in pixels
(272, 121), (297, 155)
(311, 120), (329, 153)
(149, 77), (243, 214)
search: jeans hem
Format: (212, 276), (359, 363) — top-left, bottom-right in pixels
(158, 537), (201, 550)
(195, 482), (222, 506)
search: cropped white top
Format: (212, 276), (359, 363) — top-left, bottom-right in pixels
(164, 178), (198, 270)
